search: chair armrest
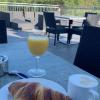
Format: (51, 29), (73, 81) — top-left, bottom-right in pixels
(56, 19), (60, 24)
(25, 19), (31, 22)
(56, 25), (69, 28)
(10, 22), (22, 30)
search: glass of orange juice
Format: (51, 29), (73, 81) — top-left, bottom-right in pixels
(28, 34), (48, 77)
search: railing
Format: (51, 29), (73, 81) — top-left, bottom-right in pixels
(0, 2), (60, 12)
(0, 2), (100, 16)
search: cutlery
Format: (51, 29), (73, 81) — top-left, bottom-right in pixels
(6, 70), (28, 79)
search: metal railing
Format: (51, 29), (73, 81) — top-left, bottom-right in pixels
(0, 2), (99, 16)
(0, 2), (60, 12)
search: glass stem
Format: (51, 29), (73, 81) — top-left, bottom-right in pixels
(35, 56), (40, 71)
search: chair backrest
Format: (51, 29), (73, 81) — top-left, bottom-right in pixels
(84, 12), (97, 17)
(0, 11), (10, 27)
(43, 12), (56, 28)
(0, 20), (7, 43)
(74, 26), (100, 78)
(35, 14), (43, 30)
(83, 12), (97, 27)
(86, 14), (100, 27)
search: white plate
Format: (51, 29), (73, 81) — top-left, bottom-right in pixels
(0, 78), (67, 100)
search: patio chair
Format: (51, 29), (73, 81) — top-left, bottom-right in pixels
(0, 11), (22, 30)
(43, 11), (69, 45)
(35, 14), (43, 30)
(74, 26), (100, 78)
(68, 12), (97, 44)
(0, 20), (7, 43)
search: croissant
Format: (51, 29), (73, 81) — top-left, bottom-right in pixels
(8, 82), (71, 100)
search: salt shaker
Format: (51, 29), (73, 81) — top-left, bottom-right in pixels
(0, 54), (8, 76)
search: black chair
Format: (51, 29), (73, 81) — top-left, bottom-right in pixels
(74, 26), (100, 78)
(43, 12), (69, 45)
(35, 14), (43, 30)
(0, 11), (22, 30)
(0, 20), (7, 43)
(68, 12), (97, 44)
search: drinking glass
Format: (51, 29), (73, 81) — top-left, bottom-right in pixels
(28, 34), (48, 77)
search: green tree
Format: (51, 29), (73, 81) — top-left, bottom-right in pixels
(0, 0), (99, 7)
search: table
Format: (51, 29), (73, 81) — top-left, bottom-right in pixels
(56, 15), (86, 20)
(56, 15), (86, 44)
(0, 41), (99, 94)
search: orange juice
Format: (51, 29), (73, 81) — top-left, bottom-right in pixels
(28, 35), (48, 56)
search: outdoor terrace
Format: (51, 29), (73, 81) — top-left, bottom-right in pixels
(0, 2), (100, 100)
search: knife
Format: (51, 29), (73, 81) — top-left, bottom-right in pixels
(6, 71), (28, 79)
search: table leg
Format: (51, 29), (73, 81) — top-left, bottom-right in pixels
(67, 19), (80, 45)
(67, 19), (73, 44)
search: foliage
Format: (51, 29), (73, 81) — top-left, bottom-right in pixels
(0, 0), (99, 7)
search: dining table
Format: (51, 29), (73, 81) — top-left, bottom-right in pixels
(0, 40), (100, 95)
(56, 15), (86, 20)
